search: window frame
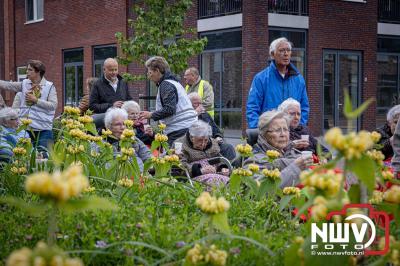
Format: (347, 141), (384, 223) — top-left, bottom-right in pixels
(63, 48), (84, 106)
(17, 66), (27, 82)
(25, 0), (44, 24)
(92, 44), (117, 78)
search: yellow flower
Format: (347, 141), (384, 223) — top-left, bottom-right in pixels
(232, 168), (253, 177)
(283, 187), (301, 197)
(266, 150), (280, 160)
(311, 196), (328, 221)
(124, 119), (134, 127)
(64, 106), (81, 116)
(78, 115), (93, 124)
(12, 147), (27, 156)
(262, 168), (281, 181)
(118, 177), (133, 188)
(185, 244), (204, 265)
(206, 245), (228, 266)
(325, 127), (346, 150)
(83, 186), (96, 193)
(121, 129), (135, 140)
(185, 244), (227, 266)
(158, 123), (166, 130)
(17, 138), (31, 145)
(69, 129), (88, 140)
(294, 236), (304, 245)
(121, 147), (135, 156)
(383, 185), (400, 204)
(366, 149), (385, 165)
(370, 131), (381, 143)
(195, 192), (229, 214)
(6, 247), (32, 266)
(247, 164), (259, 173)
(235, 143), (253, 157)
(155, 133), (168, 142)
(101, 129), (112, 137)
(165, 154), (180, 163)
(20, 118), (32, 126)
(382, 170), (394, 181)
(300, 170), (342, 197)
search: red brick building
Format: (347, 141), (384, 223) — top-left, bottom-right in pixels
(1, 0), (400, 138)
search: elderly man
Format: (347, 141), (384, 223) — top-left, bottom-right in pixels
(246, 37), (309, 128)
(377, 104), (400, 160)
(89, 58), (132, 114)
(184, 67), (214, 118)
(0, 60), (57, 152)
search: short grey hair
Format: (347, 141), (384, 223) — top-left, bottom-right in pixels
(145, 56), (170, 75)
(104, 108), (128, 129)
(189, 120), (212, 137)
(186, 67), (199, 76)
(0, 107), (18, 126)
(187, 92), (201, 101)
(269, 37), (293, 57)
(387, 105), (400, 122)
(278, 98), (301, 113)
(121, 101), (141, 113)
(258, 110), (290, 135)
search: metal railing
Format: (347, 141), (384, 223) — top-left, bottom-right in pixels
(198, 0), (242, 19)
(378, 0), (400, 24)
(267, 0), (308, 16)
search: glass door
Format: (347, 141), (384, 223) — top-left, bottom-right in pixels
(323, 51), (361, 132)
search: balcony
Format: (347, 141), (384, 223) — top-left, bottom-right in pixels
(378, 0), (400, 24)
(267, 0), (308, 16)
(198, 0), (242, 19)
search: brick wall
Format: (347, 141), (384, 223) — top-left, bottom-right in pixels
(242, 0), (269, 135)
(12, 0), (127, 114)
(308, 0), (377, 135)
(0, 2), (4, 80)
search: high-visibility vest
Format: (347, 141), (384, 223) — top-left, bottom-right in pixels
(186, 80), (214, 118)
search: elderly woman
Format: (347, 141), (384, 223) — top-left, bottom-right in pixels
(175, 120), (230, 187)
(278, 98), (328, 155)
(103, 108), (151, 171)
(244, 110), (313, 188)
(0, 107), (29, 161)
(122, 101), (154, 146)
(139, 56), (197, 146)
(377, 105), (400, 160)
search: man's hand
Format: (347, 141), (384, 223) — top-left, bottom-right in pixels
(292, 139), (310, 149)
(195, 105), (205, 114)
(139, 111), (152, 120)
(215, 137), (223, 144)
(144, 125), (153, 136)
(25, 91), (38, 104)
(113, 101), (124, 108)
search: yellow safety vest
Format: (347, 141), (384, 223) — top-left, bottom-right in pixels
(186, 80), (214, 118)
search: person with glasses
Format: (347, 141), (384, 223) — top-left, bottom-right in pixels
(278, 98), (329, 155)
(246, 37), (309, 129)
(0, 107), (29, 162)
(102, 108), (151, 172)
(376, 104), (400, 160)
(121, 100), (154, 146)
(244, 110), (313, 188)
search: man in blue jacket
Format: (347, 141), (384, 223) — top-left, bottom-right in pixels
(246, 37), (309, 128)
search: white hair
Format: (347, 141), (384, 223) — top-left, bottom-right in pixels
(0, 107), (18, 126)
(104, 108), (128, 129)
(189, 120), (212, 137)
(278, 98), (301, 113)
(258, 110), (290, 135)
(269, 37), (293, 57)
(121, 101), (141, 112)
(187, 92), (201, 101)
(387, 105), (400, 122)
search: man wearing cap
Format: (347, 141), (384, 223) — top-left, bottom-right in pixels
(184, 67), (214, 118)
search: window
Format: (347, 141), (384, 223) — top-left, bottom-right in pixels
(25, 0), (44, 23)
(63, 49), (84, 106)
(377, 36), (400, 127)
(17, 67), (27, 82)
(93, 45), (117, 77)
(200, 29), (242, 137)
(269, 28), (307, 76)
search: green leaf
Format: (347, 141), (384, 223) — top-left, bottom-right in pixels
(58, 196), (117, 213)
(0, 196), (47, 216)
(229, 173), (241, 192)
(347, 155), (376, 191)
(84, 123), (98, 136)
(279, 195), (295, 211)
(241, 175), (258, 195)
(151, 141), (160, 152)
(284, 241), (303, 266)
(348, 184), (360, 203)
(343, 89), (375, 119)
(211, 212), (230, 234)
(343, 89), (353, 116)
(256, 178), (279, 200)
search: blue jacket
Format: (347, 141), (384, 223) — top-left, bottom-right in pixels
(246, 61), (309, 128)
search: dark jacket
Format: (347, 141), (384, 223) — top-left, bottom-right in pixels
(198, 112), (223, 138)
(89, 75), (132, 113)
(290, 125), (329, 154)
(377, 123), (393, 160)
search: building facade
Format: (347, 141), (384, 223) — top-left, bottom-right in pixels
(1, 0), (400, 137)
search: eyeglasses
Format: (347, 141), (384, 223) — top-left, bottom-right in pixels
(111, 123), (124, 128)
(277, 48), (292, 55)
(267, 127), (289, 134)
